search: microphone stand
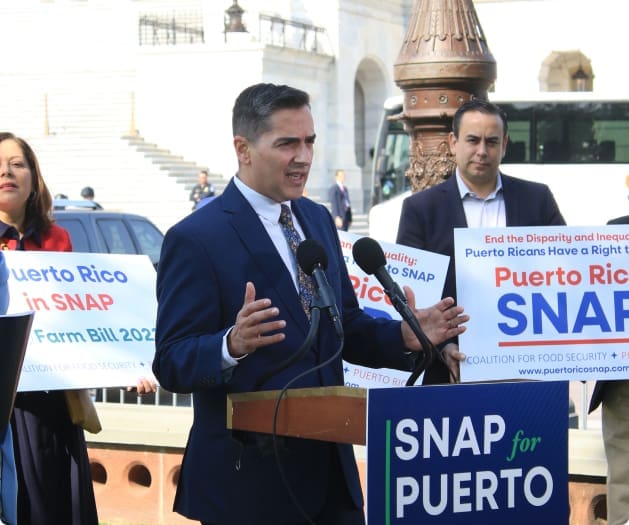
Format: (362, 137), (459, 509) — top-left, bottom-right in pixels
(381, 282), (436, 387)
(254, 308), (321, 391)
(405, 334), (434, 387)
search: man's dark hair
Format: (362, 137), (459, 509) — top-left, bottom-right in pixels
(232, 83), (310, 143)
(81, 186), (95, 198)
(452, 99), (508, 138)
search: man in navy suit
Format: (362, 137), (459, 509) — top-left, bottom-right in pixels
(329, 169), (352, 231)
(397, 99), (565, 385)
(153, 83), (468, 525)
(589, 214), (629, 525)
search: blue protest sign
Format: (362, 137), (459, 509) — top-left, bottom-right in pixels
(366, 381), (568, 524)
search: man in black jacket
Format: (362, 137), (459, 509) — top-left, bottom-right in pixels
(397, 99), (565, 385)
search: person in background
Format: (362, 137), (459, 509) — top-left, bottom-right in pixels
(80, 186), (103, 209)
(0, 251), (17, 525)
(189, 170), (215, 210)
(153, 83), (468, 525)
(589, 214), (629, 525)
(396, 99), (565, 385)
(53, 193), (68, 210)
(328, 169), (352, 231)
(0, 132), (155, 524)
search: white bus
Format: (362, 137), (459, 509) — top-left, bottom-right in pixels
(368, 93), (629, 242)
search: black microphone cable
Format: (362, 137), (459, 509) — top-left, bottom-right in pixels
(270, 333), (345, 525)
(256, 239), (348, 523)
(254, 308), (321, 391)
(255, 240), (344, 389)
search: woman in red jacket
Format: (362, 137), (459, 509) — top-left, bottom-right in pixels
(0, 131), (98, 525)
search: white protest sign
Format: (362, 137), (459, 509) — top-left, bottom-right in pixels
(456, 225), (629, 381)
(3, 251), (157, 391)
(338, 231), (449, 388)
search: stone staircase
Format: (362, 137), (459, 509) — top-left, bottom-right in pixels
(123, 135), (226, 197)
(28, 134), (199, 233)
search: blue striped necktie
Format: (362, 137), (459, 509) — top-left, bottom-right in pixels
(279, 204), (316, 318)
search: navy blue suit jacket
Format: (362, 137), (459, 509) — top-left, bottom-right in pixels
(396, 173), (565, 384)
(329, 183), (348, 219)
(153, 179), (413, 523)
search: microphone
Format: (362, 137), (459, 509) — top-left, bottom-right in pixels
(352, 237), (418, 327)
(296, 240), (344, 339)
(352, 237), (435, 384)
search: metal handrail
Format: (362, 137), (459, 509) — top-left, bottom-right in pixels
(258, 12), (332, 55)
(139, 12), (204, 46)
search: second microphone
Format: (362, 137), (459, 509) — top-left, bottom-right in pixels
(296, 239), (344, 339)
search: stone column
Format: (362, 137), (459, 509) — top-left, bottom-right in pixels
(394, 0), (496, 190)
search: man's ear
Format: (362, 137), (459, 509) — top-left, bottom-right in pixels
(447, 131), (457, 155)
(234, 136), (251, 165)
(501, 134), (509, 161)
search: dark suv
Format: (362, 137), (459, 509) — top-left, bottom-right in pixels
(52, 200), (164, 268)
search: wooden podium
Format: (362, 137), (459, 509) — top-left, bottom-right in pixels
(227, 386), (367, 445)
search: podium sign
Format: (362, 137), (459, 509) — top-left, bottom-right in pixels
(366, 381), (568, 524)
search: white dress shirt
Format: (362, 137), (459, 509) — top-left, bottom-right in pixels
(221, 176), (306, 370)
(455, 170), (506, 228)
